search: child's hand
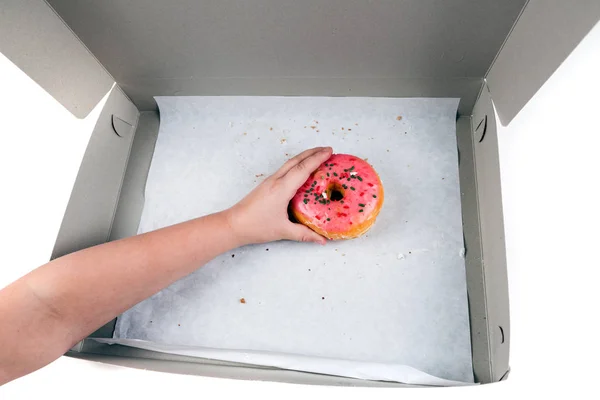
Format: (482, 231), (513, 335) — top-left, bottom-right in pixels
(226, 147), (333, 246)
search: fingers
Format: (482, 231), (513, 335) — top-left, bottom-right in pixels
(284, 223), (327, 245)
(280, 147), (333, 191)
(274, 147), (330, 179)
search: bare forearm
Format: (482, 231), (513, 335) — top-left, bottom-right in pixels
(29, 211), (241, 338)
(0, 211), (240, 383)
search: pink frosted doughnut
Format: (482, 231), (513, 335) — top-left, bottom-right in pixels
(290, 154), (384, 240)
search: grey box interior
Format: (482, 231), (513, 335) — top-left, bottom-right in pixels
(2, 0), (599, 387)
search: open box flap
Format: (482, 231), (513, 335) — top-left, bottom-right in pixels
(44, 0), (527, 117)
(0, 0), (115, 118)
(486, 0), (600, 126)
(4, 1), (598, 122)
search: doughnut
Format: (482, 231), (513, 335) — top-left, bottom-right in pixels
(290, 154), (384, 240)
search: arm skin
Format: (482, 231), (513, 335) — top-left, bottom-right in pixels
(0, 146), (333, 385)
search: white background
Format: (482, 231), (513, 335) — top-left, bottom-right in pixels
(1, 21), (599, 400)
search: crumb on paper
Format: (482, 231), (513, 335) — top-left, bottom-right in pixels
(231, 254), (235, 258)
(386, 149), (390, 152)
(316, 130), (320, 132)
(364, 158), (368, 162)
(310, 125), (316, 129)
(397, 253), (406, 260)
(280, 138), (286, 144)
(255, 173), (264, 178)
(269, 127), (273, 131)
(266, 248), (269, 251)
(321, 297), (325, 300)
(355, 123), (358, 126)
(243, 132), (247, 136)
(341, 127), (344, 130)
(348, 128), (352, 131)
(335, 248), (338, 252)
(315, 120), (319, 124)
(304, 126), (307, 128)
(341, 253), (346, 257)
(240, 298), (246, 304)
(178, 324), (181, 326)
(396, 115), (403, 121)
(459, 248), (466, 258)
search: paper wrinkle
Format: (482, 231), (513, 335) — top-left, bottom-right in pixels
(94, 338), (474, 387)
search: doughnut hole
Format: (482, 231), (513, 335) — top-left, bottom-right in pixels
(326, 182), (345, 202)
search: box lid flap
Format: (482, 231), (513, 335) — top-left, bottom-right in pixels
(486, 0), (600, 126)
(0, 0), (114, 118)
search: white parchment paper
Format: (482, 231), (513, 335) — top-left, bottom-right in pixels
(113, 96), (473, 384)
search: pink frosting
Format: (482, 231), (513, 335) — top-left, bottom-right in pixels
(291, 154), (383, 236)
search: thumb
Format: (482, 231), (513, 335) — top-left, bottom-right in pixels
(284, 223), (327, 245)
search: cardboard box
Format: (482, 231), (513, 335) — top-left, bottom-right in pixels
(2, 0), (598, 386)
